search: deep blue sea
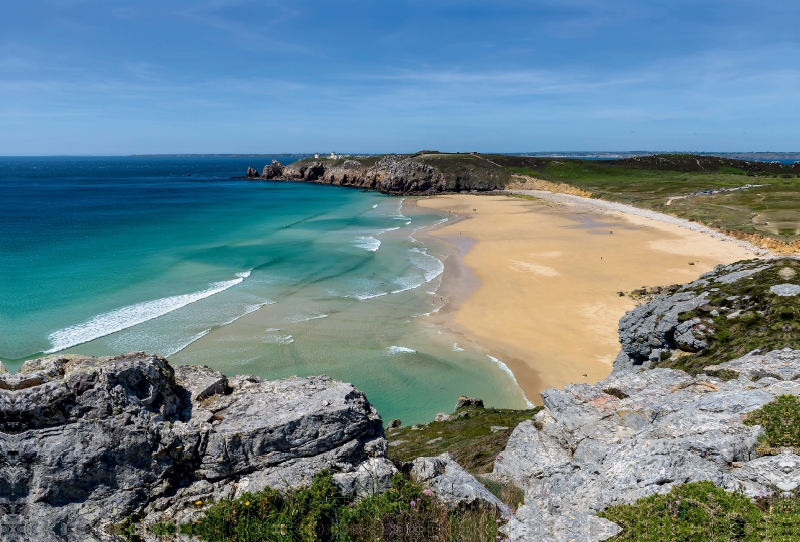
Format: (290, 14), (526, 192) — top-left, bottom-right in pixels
(0, 156), (528, 422)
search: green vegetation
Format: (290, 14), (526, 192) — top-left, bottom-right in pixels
(173, 471), (507, 542)
(523, 156), (800, 245)
(653, 259), (800, 373)
(598, 481), (800, 541)
(386, 405), (541, 474)
(744, 395), (800, 454)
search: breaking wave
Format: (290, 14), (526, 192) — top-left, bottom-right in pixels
(387, 346), (417, 355)
(46, 274), (249, 353)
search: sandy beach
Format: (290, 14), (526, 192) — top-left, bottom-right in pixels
(416, 193), (762, 403)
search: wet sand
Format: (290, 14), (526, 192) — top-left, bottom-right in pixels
(416, 194), (762, 403)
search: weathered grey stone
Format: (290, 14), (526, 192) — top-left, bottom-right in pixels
(386, 418), (402, 430)
(771, 283), (800, 296)
(501, 502), (622, 542)
(455, 395), (484, 410)
(410, 453), (506, 510)
(613, 260), (778, 371)
(494, 348), (800, 541)
(0, 352), (390, 541)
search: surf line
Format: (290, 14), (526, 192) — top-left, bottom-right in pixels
(46, 272), (252, 354)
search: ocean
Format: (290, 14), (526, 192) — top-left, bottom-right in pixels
(0, 156), (528, 423)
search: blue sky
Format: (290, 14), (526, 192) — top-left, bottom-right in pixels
(1, 0), (799, 154)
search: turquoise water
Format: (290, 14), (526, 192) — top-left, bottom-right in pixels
(0, 156), (528, 423)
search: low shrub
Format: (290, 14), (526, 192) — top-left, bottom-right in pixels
(600, 481), (800, 541)
(177, 470), (508, 542)
(744, 394), (800, 452)
(599, 481), (764, 541)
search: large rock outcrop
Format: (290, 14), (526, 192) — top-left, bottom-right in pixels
(614, 259), (775, 371)
(255, 155), (448, 195)
(493, 348), (800, 541)
(0, 353), (394, 541)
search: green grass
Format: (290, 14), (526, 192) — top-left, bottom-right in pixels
(529, 160), (800, 244)
(600, 481), (800, 541)
(386, 405), (541, 474)
(652, 258), (800, 373)
(173, 471), (508, 542)
(744, 395), (800, 454)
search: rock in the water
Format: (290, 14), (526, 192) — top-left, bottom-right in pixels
(261, 159), (285, 179)
(245, 166), (259, 178)
(410, 453), (506, 510)
(455, 395), (484, 410)
(0, 352), (394, 541)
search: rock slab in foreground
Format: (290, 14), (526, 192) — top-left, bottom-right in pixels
(410, 453), (506, 511)
(492, 348), (800, 541)
(0, 353), (395, 541)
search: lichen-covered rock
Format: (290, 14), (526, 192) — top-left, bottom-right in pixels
(455, 395), (484, 410)
(613, 260), (774, 371)
(493, 348), (800, 541)
(0, 352), (393, 541)
(410, 453), (506, 510)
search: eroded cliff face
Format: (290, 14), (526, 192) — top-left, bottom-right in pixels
(0, 353), (394, 541)
(246, 154), (506, 195)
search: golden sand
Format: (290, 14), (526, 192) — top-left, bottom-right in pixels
(417, 194), (759, 402)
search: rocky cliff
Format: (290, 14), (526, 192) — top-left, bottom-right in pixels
(0, 353), (395, 541)
(245, 153), (512, 195)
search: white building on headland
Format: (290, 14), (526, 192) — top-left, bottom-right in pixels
(314, 153), (319, 159)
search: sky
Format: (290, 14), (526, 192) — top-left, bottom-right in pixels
(1, 0), (799, 154)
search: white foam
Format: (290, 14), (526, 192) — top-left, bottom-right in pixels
(353, 236), (381, 252)
(162, 329), (210, 357)
(46, 276), (246, 353)
(372, 204), (378, 209)
(351, 291), (388, 300)
(284, 312), (328, 323)
(264, 334), (294, 345)
(387, 346), (417, 355)
(218, 301), (274, 327)
(236, 269), (252, 279)
(391, 198), (408, 219)
(452, 343), (465, 351)
(409, 248), (445, 283)
(488, 355), (533, 407)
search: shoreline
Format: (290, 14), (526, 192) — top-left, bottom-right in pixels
(416, 192), (763, 403)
